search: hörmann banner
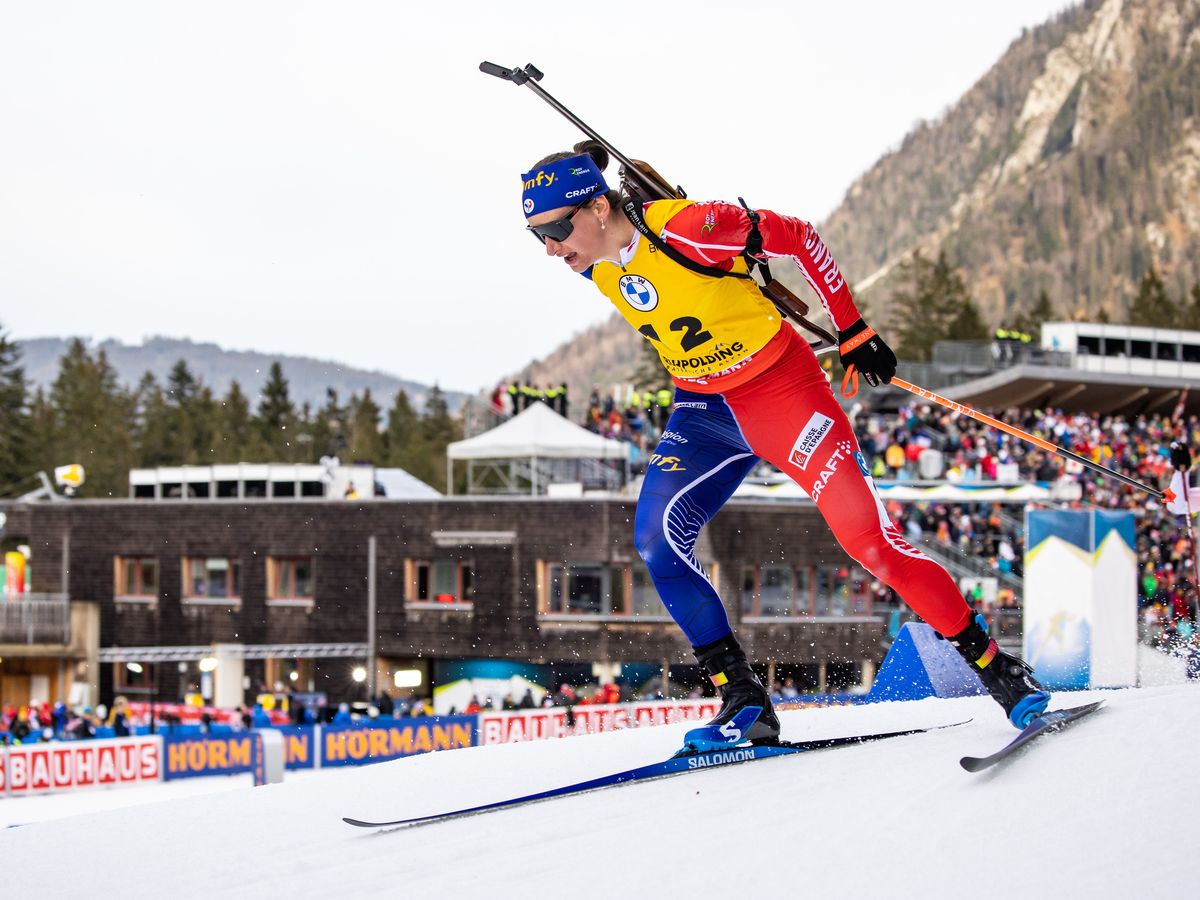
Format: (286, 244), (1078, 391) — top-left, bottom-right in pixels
(320, 716), (476, 768)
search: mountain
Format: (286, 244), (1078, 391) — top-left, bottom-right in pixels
(507, 0), (1200, 399)
(823, 0), (1200, 323)
(16, 336), (468, 414)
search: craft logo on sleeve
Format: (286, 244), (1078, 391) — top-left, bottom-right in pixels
(789, 413), (834, 470)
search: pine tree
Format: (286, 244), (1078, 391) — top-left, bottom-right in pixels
(135, 372), (175, 467)
(347, 389), (386, 463)
(1128, 268), (1177, 327)
(24, 386), (57, 491)
(385, 389), (418, 470)
(888, 251), (979, 361)
(1013, 289), (1058, 336)
(254, 362), (298, 461)
(408, 386), (462, 491)
(311, 388), (348, 461)
(49, 341), (137, 497)
(945, 298), (988, 341)
(215, 380), (255, 462)
(189, 384), (219, 462)
(0, 322), (30, 496)
(165, 360), (198, 463)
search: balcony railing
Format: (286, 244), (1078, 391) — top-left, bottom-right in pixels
(0, 593), (71, 645)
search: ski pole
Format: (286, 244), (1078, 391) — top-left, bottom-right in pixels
(479, 60), (838, 352)
(882, 373), (1173, 502)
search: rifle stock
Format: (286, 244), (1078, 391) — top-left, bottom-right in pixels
(482, 61), (837, 351)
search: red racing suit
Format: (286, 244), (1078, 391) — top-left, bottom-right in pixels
(593, 201), (971, 647)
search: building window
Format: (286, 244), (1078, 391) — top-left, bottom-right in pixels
(268, 556), (314, 602)
(629, 562), (667, 617)
(741, 564), (795, 617)
(183, 557), (242, 602)
(545, 562), (609, 614)
(114, 556), (159, 601)
(114, 661), (157, 697)
(537, 561), (669, 617)
(407, 559), (473, 604)
(741, 564), (866, 618)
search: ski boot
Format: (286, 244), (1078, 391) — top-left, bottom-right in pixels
(948, 614), (1050, 729)
(677, 634), (781, 755)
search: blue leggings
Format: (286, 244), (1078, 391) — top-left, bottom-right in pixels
(634, 390), (758, 647)
(635, 339), (967, 649)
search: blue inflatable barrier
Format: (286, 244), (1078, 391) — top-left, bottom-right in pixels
(868, 623), (987, 702)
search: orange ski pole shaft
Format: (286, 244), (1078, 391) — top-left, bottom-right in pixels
(889, 375), (1172, 502)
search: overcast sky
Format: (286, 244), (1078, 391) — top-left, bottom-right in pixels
(0, 0), (1076, 393)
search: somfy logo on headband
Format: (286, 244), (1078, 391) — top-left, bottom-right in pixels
(520, 153), (608, 219)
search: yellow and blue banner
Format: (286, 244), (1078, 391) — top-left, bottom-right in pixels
(163, 734), (266, 785)
(1024, 509), (1137, 689)
(320, 716), (476, 768)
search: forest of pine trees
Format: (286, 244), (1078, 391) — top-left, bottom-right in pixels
(0, 327), (462, 499)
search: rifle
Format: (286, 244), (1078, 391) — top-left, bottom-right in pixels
(480, 61), (838, 353)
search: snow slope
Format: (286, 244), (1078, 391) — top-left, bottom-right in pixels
(3, 686), (1196, 899)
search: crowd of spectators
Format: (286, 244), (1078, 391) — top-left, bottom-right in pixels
(0, 696), (130, 745)
(489, 381), (570, 420)
(855, 403), (1200, 630)
(580, 385), (673, 451)
(532, 377), (1199, 632)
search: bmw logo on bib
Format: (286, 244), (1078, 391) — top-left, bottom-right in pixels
(619, 274), (659, 312)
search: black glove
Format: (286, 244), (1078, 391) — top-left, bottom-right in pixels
(838, 318), (897, 387)
(1170, 440), (1192, 471)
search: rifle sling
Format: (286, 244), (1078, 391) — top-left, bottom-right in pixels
(620, 192), (776, 289)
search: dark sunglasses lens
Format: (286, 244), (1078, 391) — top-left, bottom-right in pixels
(530, 219), (574, 244)
(528, 203), (586, 244)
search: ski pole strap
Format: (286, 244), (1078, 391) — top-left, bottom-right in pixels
(839, 326), (878, 355)
(841, 364), (860, 398)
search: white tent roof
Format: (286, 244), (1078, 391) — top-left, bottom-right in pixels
(447, 402), (631, 461)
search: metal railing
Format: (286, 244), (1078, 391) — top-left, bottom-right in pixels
(918, 539), (1024, 592)
(0, 593), (71, 645)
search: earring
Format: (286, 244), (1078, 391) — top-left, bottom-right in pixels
(601, 220), (606, 231)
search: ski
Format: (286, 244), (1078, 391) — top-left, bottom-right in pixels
(959, 701), (1104, 773)
(343, 720), (968, 829)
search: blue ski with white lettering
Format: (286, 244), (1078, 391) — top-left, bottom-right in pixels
(959, 701), (1104, 773)
(342, 720), (967, 829)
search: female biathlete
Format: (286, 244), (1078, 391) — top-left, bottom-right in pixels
(520, 143), (1049, 742)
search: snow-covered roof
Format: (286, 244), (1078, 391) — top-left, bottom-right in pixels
(447, 403), (631, 461)
(373, 467), (441, 499)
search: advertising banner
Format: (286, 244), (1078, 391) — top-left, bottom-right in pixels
(1024, 508), (1137, 689)
(478, 699), (722, 745)
(320, 716), (476, 768)
(163, 734), (265, 784)
(0, 736), (161, 795)
(277, 725), (316, 770)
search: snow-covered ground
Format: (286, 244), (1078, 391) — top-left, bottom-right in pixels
(2, 684), (1196, 898)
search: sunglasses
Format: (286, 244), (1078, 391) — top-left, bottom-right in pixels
(527, 200), (591, 244)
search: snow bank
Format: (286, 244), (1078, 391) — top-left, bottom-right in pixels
(2, 686), (1196, 898)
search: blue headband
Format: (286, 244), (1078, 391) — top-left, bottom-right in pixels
(520, 153), (609, 218)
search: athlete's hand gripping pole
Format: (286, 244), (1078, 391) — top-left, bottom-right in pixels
(873, 375), (1175, 503)
(480, 60), (838, 353)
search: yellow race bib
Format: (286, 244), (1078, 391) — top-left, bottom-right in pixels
(591, 200), (781, 379)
